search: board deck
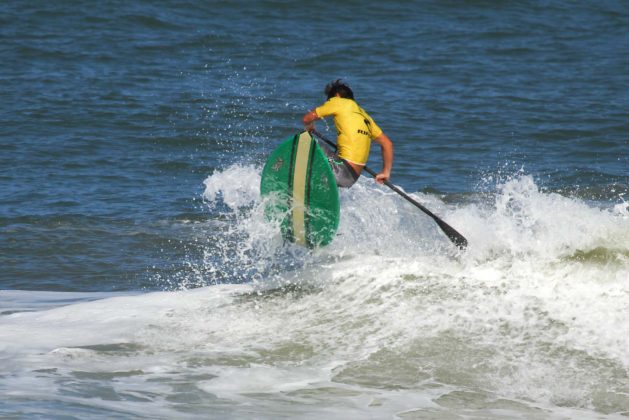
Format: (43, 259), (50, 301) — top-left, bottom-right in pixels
(260, 131), (340, 248)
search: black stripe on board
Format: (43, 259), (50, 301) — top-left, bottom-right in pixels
(287, 133), (298, 192)
(285, 133), (299, 242)
(304, 137), (316, 248)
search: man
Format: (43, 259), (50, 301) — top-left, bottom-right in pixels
(302, 79), (394, 188)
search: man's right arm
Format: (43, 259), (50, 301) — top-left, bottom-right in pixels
(372, 133), (394, 184)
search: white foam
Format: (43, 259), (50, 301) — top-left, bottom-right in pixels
(2, 167), (628, 418)
(202, 164), (261, 210)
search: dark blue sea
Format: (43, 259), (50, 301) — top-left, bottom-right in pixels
(1, 1), (628, 418)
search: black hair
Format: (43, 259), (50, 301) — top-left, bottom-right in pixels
(324, 79), (354, 100)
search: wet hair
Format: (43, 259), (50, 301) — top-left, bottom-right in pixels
(324, 79), (354, 100)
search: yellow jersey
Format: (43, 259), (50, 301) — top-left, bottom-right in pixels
(315, 97), (383, 165)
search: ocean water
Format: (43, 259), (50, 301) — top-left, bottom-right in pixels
(1, 0), (628, 418)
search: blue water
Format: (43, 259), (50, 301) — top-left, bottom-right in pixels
(1, 1), (628, 418)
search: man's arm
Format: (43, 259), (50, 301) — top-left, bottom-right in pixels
(372, 133), (393, 184)
(302, 111), (319, 131)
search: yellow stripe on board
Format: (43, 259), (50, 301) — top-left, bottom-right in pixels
(291, 132), (312, 246)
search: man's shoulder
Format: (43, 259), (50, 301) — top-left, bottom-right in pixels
(332, 97), (360, 110)
(316, 97), (360, 116)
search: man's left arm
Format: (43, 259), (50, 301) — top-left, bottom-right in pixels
(302, 111), (320, 132)
(372, 133), (393, 184)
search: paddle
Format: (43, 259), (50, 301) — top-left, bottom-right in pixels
(311, 130), (468, 250)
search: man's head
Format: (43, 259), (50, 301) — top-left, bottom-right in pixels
(325, 79), (354, 100)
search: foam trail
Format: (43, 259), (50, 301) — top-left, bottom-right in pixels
(0, 290), (137, 315)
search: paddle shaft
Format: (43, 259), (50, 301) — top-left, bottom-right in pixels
(311, 130), (468, 249)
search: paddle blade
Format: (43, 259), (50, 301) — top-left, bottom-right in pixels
(434, 218), (468, 249)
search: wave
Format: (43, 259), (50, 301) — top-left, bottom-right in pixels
(198, 164), (628, 274)
(1, 165), (627, 418)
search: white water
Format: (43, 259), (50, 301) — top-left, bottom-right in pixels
(1, 166), (628, 419)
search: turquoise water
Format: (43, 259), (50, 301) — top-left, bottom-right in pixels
(1, 1), (628, 418)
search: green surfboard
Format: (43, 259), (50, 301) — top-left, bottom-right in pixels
(260, 131), (340, 248)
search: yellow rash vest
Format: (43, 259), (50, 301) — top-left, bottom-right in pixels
(315, 97), (383, 165)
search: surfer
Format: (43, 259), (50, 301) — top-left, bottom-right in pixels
(302, 79), (394, 188)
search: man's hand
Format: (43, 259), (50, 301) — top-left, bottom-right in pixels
(375, 171), (390, 184)
(302, 111), (319, 132)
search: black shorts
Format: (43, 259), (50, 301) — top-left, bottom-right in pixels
(319, 143), (359, 188)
